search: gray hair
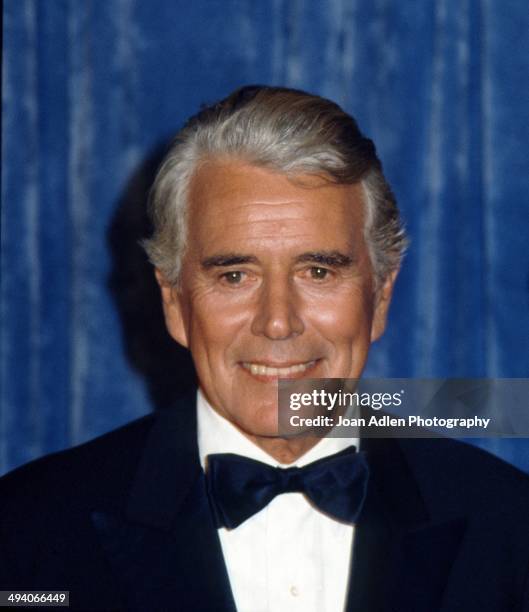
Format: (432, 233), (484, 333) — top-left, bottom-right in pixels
(143, 85), (407, 288)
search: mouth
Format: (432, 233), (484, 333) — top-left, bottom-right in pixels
(240, 359), (319, 381)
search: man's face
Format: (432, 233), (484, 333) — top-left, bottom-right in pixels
(158, 160), (396, 439)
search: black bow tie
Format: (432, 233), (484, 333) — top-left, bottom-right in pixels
(206, 446), (369, 529)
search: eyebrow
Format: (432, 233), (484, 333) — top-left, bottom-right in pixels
(201, 250), (355, 269)
(201, 254), (259, 269)
(294, 251), (355, 267)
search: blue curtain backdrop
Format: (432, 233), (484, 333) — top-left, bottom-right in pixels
(2, 0), (529, 476)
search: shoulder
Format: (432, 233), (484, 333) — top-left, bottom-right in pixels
(0, 392), (198, 591)
(398, 436), (529, 520)
(0, 388), (198, 526)
(0, 413), (156, 516)
(0, 413), (159, 588)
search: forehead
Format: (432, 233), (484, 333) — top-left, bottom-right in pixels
(186, 159), (366, 256)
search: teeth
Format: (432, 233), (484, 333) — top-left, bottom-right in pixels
(243, 361), (315, 377)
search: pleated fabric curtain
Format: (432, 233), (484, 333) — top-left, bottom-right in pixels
(2, 0), (529, 475)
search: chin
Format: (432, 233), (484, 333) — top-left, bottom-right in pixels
(236, 407), (279, 438)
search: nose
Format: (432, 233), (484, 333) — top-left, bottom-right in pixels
(251, 274), (304, 339)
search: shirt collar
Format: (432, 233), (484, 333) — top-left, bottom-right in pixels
(197, 389), (359, 470)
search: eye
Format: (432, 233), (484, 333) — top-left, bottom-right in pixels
(309, 266), (330, 280)
(221, 270), (245, 284)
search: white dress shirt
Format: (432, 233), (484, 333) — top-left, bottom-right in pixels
(197, 390), (359, 612)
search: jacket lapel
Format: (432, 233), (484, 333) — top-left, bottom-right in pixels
(91, 391), (237, 611)
(346, 436), (467, 612)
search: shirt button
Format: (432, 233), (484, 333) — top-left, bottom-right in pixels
(290, 585), (299, 597)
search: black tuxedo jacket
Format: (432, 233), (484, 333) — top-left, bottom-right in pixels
(1, 388), (529, 611)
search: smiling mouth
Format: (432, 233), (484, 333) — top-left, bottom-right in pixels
(241, 360), (318, 379)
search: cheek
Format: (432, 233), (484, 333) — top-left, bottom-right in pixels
(306, 289), (375, 342)
(185, 295), (251, 355)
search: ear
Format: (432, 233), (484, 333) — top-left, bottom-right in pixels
(155, 269), (189, 348)
(370, 269), (399, 342)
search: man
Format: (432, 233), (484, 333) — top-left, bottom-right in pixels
(1, 86), (529, 611)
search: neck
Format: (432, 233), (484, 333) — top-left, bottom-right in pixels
(199, 392), (328, 464)
(241, 430), (323, 464)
